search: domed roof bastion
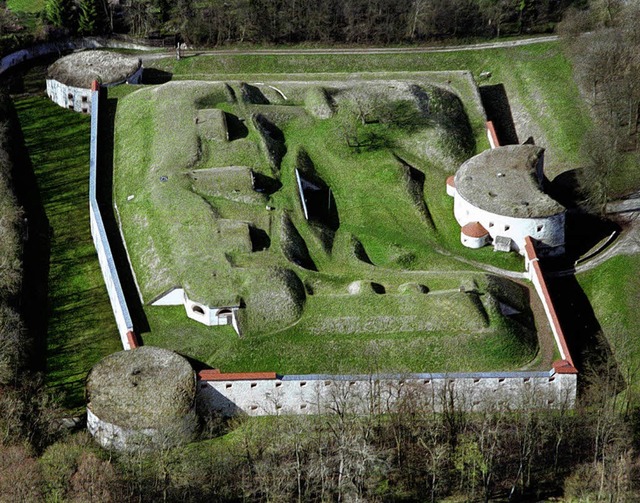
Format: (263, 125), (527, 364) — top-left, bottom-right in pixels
(448, 145), (566, 256)
(46, 50), (142, 114)
(86, 346), (198, 451)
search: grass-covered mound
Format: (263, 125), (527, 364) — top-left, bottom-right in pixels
(113, 78), (540, 373)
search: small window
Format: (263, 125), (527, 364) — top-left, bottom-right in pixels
(82, 108), (88, 114)
(324, 380), (331, 386)
(250, 405), (258, 410)
(488, 222), (494, 227)
(537, 225), (543, 232)
(81, 95), (88, 103)
(423, 379), (431, 385)
(68, 105), (74, 110)
(504, 225), (510, 231)
(192, 305), (205, 315)
(300, 404), (307, 409)
(225, 383), (232, 389)
(250, 382), (257, 388)
(498, 378), (505, 383)
(300, 381), (307, 387)
(67, 93), (73, 100)
(275, 382), (282, 387)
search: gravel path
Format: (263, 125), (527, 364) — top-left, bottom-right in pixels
(140, 35), (559, 63)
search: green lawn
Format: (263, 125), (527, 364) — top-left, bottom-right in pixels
(15, 97), (121, 410)
(578, 255), (640, 396)
(7, 0), (43, 12)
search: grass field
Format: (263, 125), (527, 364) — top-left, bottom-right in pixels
(578, 254), (640, 395)
(15, 97), (121, 410)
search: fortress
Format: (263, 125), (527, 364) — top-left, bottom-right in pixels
(46, 51), (142, 113)
(85, 69), (578, 449)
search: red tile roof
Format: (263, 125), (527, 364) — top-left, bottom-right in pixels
(198, 371), (277, 381)
(461, 221), (489, 238)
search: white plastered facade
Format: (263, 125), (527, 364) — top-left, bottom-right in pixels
(450, 185), (565, 256)
(151, 287), (240, 333)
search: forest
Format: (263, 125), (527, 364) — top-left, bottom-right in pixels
(35, 0), (582, 45)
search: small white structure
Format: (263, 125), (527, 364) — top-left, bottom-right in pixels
(447, 145), (565, 256)
(46, 51), (142, 113)
(461, 221), (490, 248)
(151, 287), (240, 333)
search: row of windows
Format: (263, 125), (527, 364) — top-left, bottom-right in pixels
(67, 93), (88, 103)
(463, 210), (544, 233)
(209, 376), (556, 390)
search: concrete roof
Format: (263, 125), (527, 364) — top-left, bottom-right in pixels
(454, 145), (564, 218)
(47, 50), (141, 88)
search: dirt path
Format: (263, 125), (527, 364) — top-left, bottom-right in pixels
(140, 35), (559, 63)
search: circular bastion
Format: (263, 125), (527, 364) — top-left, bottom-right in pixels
(46, 50), (142, 113)
(86, 346), (198, 451)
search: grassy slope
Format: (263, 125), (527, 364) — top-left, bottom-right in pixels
(578, 255), (640, 385)
(15, 97), (120, 410)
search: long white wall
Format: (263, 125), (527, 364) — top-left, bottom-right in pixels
(453, 192), (565, 255)
(198, 371), (576, 417)
(89, 86), (135, 349)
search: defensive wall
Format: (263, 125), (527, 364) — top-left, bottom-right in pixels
(89, 82), (137, 350)
(89, 84), (578, 418)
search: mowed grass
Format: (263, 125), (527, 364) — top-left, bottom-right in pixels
(578, 255), (640, 393)
(144, 295), (537, 374)
(15, 97), (121, 410)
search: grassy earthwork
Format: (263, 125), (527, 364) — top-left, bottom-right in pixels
(155, 41), (589, 177)
(113, 76), (540, 373)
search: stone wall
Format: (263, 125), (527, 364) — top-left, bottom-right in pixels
(198, 370), (576, 417)
(46, 79), (92, 113)
(89, 84), (135, 349)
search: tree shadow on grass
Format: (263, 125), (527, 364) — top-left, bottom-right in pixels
(546, 271), (624, 400)
(3, 95), (51, 373)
